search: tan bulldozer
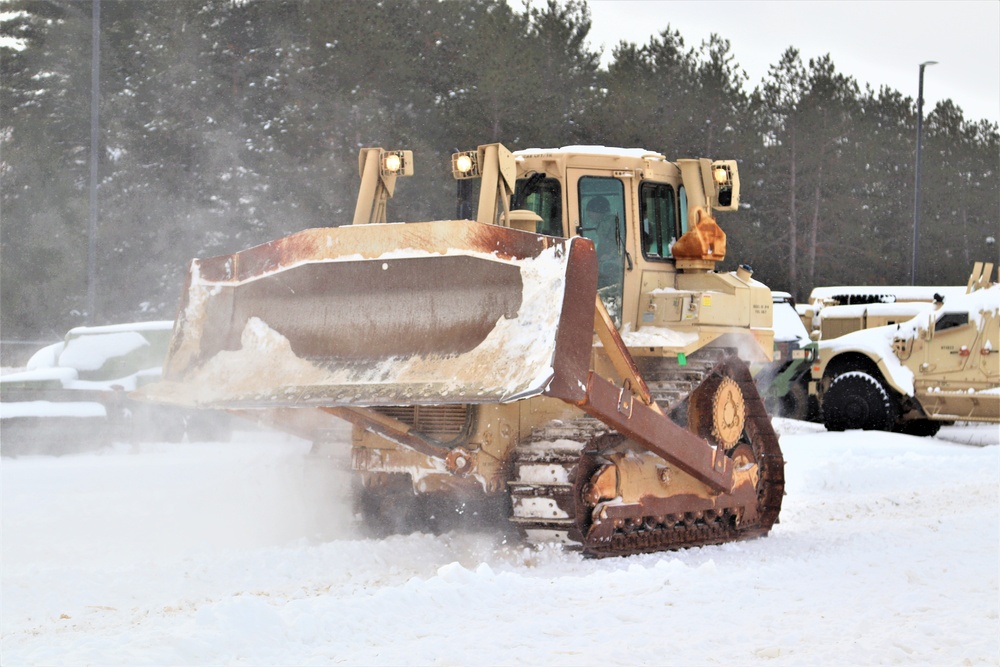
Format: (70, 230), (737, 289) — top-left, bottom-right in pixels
(140, 143), (784, 557)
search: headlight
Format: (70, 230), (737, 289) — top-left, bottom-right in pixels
(710, 160), (739, 209)
(451, 150), (480, 179)
(380, 150), (412, 177)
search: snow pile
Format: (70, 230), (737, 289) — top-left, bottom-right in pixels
(2, 420), (997, 665)
(619, 323), (700, 348)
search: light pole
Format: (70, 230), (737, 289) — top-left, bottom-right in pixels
(87, 0), (100, 324)
(911, 60), (937, 285)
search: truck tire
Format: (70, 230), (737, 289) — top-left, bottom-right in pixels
(896, 419), (941, 437)
(823, 371), (899, 432)
(780, 381), (812, 421)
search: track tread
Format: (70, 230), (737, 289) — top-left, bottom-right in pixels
(508, 349), (784, 557)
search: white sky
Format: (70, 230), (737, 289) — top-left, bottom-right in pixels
(575, 0), (1000, 124)
(6, 2), (996, 122)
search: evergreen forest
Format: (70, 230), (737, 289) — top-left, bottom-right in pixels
(2, 0), (998, 341)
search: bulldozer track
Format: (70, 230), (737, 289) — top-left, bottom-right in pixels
(508, 349), (784, 557)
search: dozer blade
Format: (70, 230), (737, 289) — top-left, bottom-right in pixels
(140, 221), (597, 409)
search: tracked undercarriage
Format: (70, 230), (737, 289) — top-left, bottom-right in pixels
(510, 351), (784, 557)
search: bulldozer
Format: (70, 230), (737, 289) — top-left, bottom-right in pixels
(139, 143), (784, 557)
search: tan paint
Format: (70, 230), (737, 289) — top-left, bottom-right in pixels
(147, 144), (779, 510)
(814, 263), (999, 425)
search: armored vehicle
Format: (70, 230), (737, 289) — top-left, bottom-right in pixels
(813, 263), (999, 436)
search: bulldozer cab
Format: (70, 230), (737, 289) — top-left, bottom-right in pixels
(510, 166), (632, 324)
(509, 149), (743, 333)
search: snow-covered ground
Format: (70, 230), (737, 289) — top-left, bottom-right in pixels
(2, 419), (998, 665)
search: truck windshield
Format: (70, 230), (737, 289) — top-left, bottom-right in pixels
(512, 175), (563, 236)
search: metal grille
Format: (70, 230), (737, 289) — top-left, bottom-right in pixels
(373, 405), (470, 440)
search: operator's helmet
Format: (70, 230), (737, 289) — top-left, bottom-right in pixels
(587, 196), (610, 215)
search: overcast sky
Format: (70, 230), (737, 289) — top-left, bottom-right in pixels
(572, 0), (999, 124)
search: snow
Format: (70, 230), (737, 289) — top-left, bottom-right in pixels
(772, 299), (810, 344)
(0, 366), (78, 385)
(818, 301), (936, 321)
(65, 321), (175, 336)
(25, 342), (64, 371)
(515, 145), (666, 160)
(619, 323), (700, 348)
(0, 400), (106, 419)
(2, 419), (997, 665)
(58, 331), (151, 372)
(808, 285), (968, 304)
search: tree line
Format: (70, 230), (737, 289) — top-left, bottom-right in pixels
(2, 0), (997, 341)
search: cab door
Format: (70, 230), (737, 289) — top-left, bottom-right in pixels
(569, 172), (627, 325)
(977, 311), (999, 382)
(923, 310), (982, 378)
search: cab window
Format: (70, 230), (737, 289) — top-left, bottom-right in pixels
(678, 185), (689, 237)
(578, 176), (626, 266)
(512, 175), (563, 236)
(935, 312), (969, 332)
(640, 182), (676, 259)
(578, 176), (627, 325)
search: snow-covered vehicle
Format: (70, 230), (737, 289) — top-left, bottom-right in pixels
(0, 321), (230, 454)
(755, 291), (816, 421)
(799, 284), (968, 339)
(811, 263), (999, 436)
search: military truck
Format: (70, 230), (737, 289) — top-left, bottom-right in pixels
(812, 263), (999, 436)
(755, 291), (817, 421)
(1, 322), (230, 454)
(799, 284), (967, 339)
(774, 283), (968, 423)
(140, 143), (784, 557)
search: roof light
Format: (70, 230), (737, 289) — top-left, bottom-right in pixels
(380, 150), (412, 177)
(452, 150), (480, 179)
